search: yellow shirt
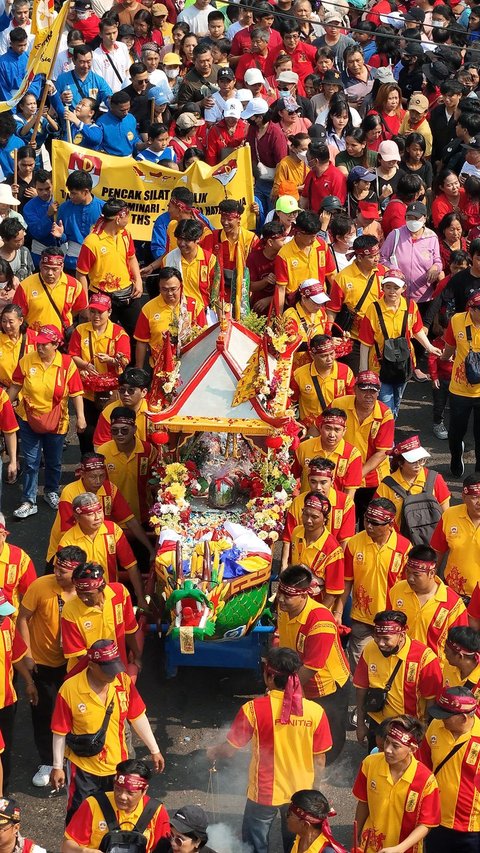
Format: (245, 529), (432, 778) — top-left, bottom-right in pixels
(134, 293), (180, 363)
(0, 330), (36, 387)
(58, 521), (136, 580)
(291, 834), (332, 853)
(77, 229), (134, 293)
(332, 394), (394, 487)
(273, 153), (309, 200)
(94, 398), (150, 446)
(329, 261), (383, 340)
(345, 529), (410, 626)
(97, 437), (156, 524)
(14, 350), (83, 434)
(275, 237), (334, 295)
(163, 246), (218, 308)
(296, 436), (363, 491)
(359, 295), (421, 373)
(431, 504), (480, 598)
(446, 312), (480, 398)
(293, 360), (354, 422)
(15, 272), (86, 330)
(399, 114), (433, 156)
(61, 583), (137, 670)
(20, 574), (69, 667)
(291, 525), (344, 596)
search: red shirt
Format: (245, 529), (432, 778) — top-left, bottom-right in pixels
(206, 119), (248, 166)
(265, 42), (317, 95)
(230, 24), (282, 58)
(301, 165), (347, 212)
(235, 53), (268, 85)
(382, 197), (406, 237)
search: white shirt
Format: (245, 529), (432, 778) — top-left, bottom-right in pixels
(92, 41), (131, 92)
(204, 90), (233, 123)
(316, 105), (361, 127)
(0, 20), (34, 55)
(226, 20), (244, 40)
(460, 161), (480, 180)
(53, 46), (73, 81)
(177, 3), (215, 35)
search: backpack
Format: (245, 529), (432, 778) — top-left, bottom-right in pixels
(382, 469), (442, 545)
(95, 791), (161, 853)
(373, 302), (412, 385)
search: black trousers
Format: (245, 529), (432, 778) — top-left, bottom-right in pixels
(425, 825), (480, 853)
(78, 397), (100, 456)
(0, 703), (17, 793)
(66, 763), (115, 825)
(110, 296), (145, 340)
(449, 393), (480, 469)
(432, 378), (450, 425)
(314, 680), (349, 764)
(31, 663), (66, 765)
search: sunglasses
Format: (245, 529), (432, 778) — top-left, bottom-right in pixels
(170, 834), (193, 847)
(365, 517), (390, 526)
(111, 426), (131, 436)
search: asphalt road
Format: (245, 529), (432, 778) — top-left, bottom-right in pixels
(4, 379), (468, 853)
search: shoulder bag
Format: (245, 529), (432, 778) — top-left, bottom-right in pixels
(65, 697), (114, 758)
(37, 274), (75, 350)
(335, 271), (376, 333)
(465, 324), (480, 384)
(373, 302), (412, 384)
(23, 353), (69, 435)
(364, 657), (403, 713)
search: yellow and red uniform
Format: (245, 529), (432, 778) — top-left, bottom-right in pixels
(0, 388), (20, 439)
(134, 294), (205, 366)
(69, 321), (131, 401)
(430, 505), (480, 598)
(0, 328), (37, 388)
(162, 246), (219, 309)
(0, 542), (36, 611)
(291, 361), (355, 423)
(20, 575), (71, 668)
(282, 487), (355, 544)
(13, 351), (83, 435)
(418, 716), (480, 831)
(274, 237), (336, 302)
(353, 636), (443, 723)
(77, 229), (135, 294)
(442, 661), (480, 710)
(353, 752), (440, 853)
(47, 478), (134, 562)
(328, 261), (384, 341)
(345, 529), (411, 626)
(94, 399), (150, 447)
(290, 526), (344, 598)
(444, 311), (480, 399)
(97, 437), (157, 525)
(51, 668), (145, 776)
(387, 578), (468, 663)
(13, 273), (87, 330)
(58, 520), (137, 583)
(375, 467), (450, 529)
(295, 436), (363, 492)
(358, 296), (423, 373)
(226, 689), (332, 805)
(65, 791), (170, 853)
(291, 833), (336, 853)
(61, 583), (138, 670)
(0, 618), (27, 707)
(332, 394), (394, 488)
(278, 596), (350, 699)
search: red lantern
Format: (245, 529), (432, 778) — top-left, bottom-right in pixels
(150, 430), (169, 446)
(266, 435), (283, 449)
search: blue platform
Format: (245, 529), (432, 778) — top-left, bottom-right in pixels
(162, 624), (274, 678)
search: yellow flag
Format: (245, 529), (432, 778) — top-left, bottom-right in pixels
(0, 0), (69, 112)
(31, 0), (55, 34)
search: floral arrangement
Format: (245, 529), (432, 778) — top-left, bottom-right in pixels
(242, 494), (288, 545)
(150, 462), (193, 533)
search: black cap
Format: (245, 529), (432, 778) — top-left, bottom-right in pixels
(403, 42), (424, 58)
(404, 7), (425, 21)
(423, 61), (451, 85)
(320, 195), (343, 212)
(0, 800), (20, 828)
(406, 201), (427, 217)
(75, 0), (92, 7)
(322, 70), (344, 86)
(170, 806), (208, 841)
(463, 135), (480, 151)
(217, 67), (235, 81)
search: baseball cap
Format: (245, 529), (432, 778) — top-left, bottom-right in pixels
(374, 67), (396, 84)
(404, 7), (425, 21)
(0, 590), (14, 618)
(151, 2), (168, 12)
(162, 52), (182, 66)
(236, 88), (252, 103)
(87, 639), (125, 675)
(170, 806), (208, 841)
(406, 201), (427, 218)
(350, 166), (376, 183)
(358, 200), (379, 219)
(0, 800), (20, 827)
(276, 195), (300, 214)
(423, 61), (450, 86)
(75, 0), (92, 8)
(320, 195), (343, 212)
(241, 97), (269, 119)
(176, 113), (204, 130)
(382, 268), (406, 288)
(149, 87), (170, 107)
(378, 140), (400, 162)
(379, 10), (404, 26)
(429, 687), (478, 719)
(408, 92), (429, 113)
(299, 279), (330, 305)
(356, 370), (381, 390)
(278, 96), (300, 113)
(403, 43), (424, 58)
(36, 324), (64, 345)
(88, 293), (112, 311)
(118, 23), (135, 36)
(217, 67), (235, 81)
(0, 185), (19, 206)
(324, 9), (342, 23)
(463, 135), (480, 151)
(223, 98), (243, 119)
(276, 70), (299, 84)
(244, 68), (267, 87)
(321, 70), (343, 86)
(393, 434), (430, 462)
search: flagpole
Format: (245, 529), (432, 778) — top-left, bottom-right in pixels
(12, 148), (17, 196)
(30, 4), (67, 146)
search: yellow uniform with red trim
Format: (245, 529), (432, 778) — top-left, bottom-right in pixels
(291, 526), (344, 597)
(69, 321), (131, 401)
(0, 617), (27, 708)
(345, 529), (411, 626)
(296, 436), (363, 492)
(387, 578), (468, 664)
(0, 328), (37, 388)
(430, 505), (480, 598)
(375, 467), (450, 528)
(274, 237), (336, 298)
(0, 542), (36, 612)
(353, 752), (440, 853)
(77, 229), (135, 294)
(61, 583), (138, 670)
(0, 388), (18, 437)
(332, 394), (394, 488)
(284, 303), (329, 346)
(291, 361), (355, 423)
(20, 575), (71, 668)
(163, 246), (219, 309)
(134, 294), (204, 365)
(58, 520), (136, 584)
(291, 833), (336, 853)
(64, 791), (170, 853)
(51, 668), (145, 775)
(353, 635), (443, 723)
(278, 596), (350, 699)
(358, 296), (423, 373)
(282, 486), (355, 544)
(97, 437), (157, 525)
(328, 261), (384, 340)
(47, 478), (134, 562)
(445, 311), (480, 398)
(13, 351), (83, 435)
(418, 716), (480, 831)
(226, 689), (332, 806)
(442, 661), (480, 711)
(13, 272), (87, 330)
(94, 399), (150, 447)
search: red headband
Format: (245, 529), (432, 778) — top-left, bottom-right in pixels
(304, 494), (330, 515)
(221, 211), (241, 221)
(319, 414), (345, 427)
(264, 664), (303, 723)
(406, 558), (436, 573)
(446, 639), (480, 664)
(365, 504), (395, 524)
(111, 417), (135, 427)
(55, 558), (82, 570)
(82, 459), (106, 471)
(288, 804), (325, 826)
(356, 245), (379, 258)
(310, 339), (335, 355)
(75, 501), (102, 515)
(73, 577), (104, 591)
(114, 773), (148, 792)
(308, 464), (333, 478)
(175, 199), (192, 212)
(463, 484), (480, 496)
(374, 620), (406, 634)
(386, 725), (418, 749)
(41, 254), (64, 266)
(278, 582), (310, 597)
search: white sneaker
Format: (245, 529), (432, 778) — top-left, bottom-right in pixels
(32, 765), (52, 787)
(13, 502), (37, 519)
(433, 422), (448, 440)
(43, 492), (59, 510)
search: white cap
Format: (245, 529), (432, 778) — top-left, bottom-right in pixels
(223, 98), (243, 119)
(241, 97), (269, 119)
(402, 445), (431, 463)
(299, 278), (330, 305)
(244, 67), (267, 87)
(236, 88), (253, 103)
(0, 185), (20, 206)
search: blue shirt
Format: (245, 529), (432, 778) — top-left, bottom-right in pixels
(151, 210), (213, 259)
(0, 49), (41, 100)
(136, 146), (177, 164)
(57, 196), (105, 269)
(52, 69), (112, 118)
(23, 196), (54, 258)
(68, 121), (103, 151)
(0, 134), (24, 177)
(98, 112), (139, 156)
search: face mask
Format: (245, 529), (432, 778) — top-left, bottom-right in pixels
(406, 218), (425, 232)
(432, 19), (445, 26)
(296, 150), (308, 162)
(345, 234), (355, 247)
(278, 89), (290, 98)
(380, 644), (401, 658)
(0, 282), (7, 290)
(76, 10), (88, 18)
(166, 68), (179, 78)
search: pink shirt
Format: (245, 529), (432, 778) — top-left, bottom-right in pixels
(380, 225), (442, 303)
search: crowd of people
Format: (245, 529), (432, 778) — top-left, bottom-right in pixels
(0, 0), (477, 851)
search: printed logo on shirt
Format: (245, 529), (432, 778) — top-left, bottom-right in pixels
(29, 367), (36, 376)
(101, 247), (108, 254)
(333, 509), (342, 531)
(458, 332), (465, 340)
(466, 742), (480, 765)
(337, 459), (347, 476)
(346, 282), (353, 290)
(107, 535), (116, 555)
(371, 422), (380, 439)
(370, 780), (376, 789)
(395, 599), (404, 607)
(99, 822), (107, 831)
(405, 791), (418, 812)
(83, 621), (93, 630)
(450, 526), (458, 535)
(107, 463), (115, 471)
(78, 703), (87, 713)
(356, 552), (364, 562)
(6, 565), (16, 585)
(117, 690), (128, 713)
(32, 290), (38, 297)
(392, 553), (403, 574)
(369, 663), (377, 672)
(433, 608), (448, 629)
(115, 603), (124, 625)
(406, 662), (418, 683)
(127, 132), (134, 141)
(2, 629), (10, 651)
(291, 259), (299, 268)
(153, 313), (160, 321)
(305, 384), (312, 392)
(104, 497), (112, 516)
(140, 457), (148, 476)
(297, 633), (305, 654)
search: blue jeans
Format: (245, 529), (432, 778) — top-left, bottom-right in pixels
(379, 381), (407, 419)
(18, 417), (65, 504)
(254, 179), (274, 228)
(242, 799), (294, 853)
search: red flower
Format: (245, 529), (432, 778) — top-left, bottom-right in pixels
(251, 477), (264, 497)
(266, 436), (283, 449)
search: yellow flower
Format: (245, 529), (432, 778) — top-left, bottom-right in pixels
(168, 482), (186, 501)
(164, 463), (188, 484)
